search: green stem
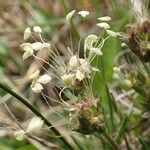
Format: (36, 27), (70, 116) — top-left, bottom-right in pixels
(102, 131), (119, 150)
(0, 83), (74, 150)
(98, 127), (119, 150)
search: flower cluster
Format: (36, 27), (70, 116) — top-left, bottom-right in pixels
(20, 10), (119, 134)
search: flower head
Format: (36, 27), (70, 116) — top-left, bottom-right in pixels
(97, 16), (111, 22)
(78, 11), (89, 18)
(30, 70), (51, 93)
(66, 10), (76, 22)
(97, 22), (110, 29)
(84, 34), (98, 50)
(106, 30), (120, 37)
(20, 43), (34, 60)
(24, 27), (31, 40)
(33, 26), (42, 33)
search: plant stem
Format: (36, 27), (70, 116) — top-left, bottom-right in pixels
(0, 83), (74, 150)
(98, 127), (119, 150)
(102, 131), (119, 150)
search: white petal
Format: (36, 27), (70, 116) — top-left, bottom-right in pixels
(79, 59), (91, 74)
(20, 43), (32, 50)
(14, 130), (26, 141)
(106, 30), (120, 37)
(24, 27), (31, 40)
(68, 55), (78, 69)
(23, 51), (33, 60)
(61, 73), (74, 86)
(113, 67), (120, 72)
(29, 70), (40, 80)
(91, 67), (100, 72)
(121, 42), (127, 47)
(66, 10), (76, 22)
(31, 42), (44, 51)
(97, 22), (110, 29)
(27, 117), (44, 132)
(97, 16), (111, 21)
(78, 11), (89, 17)
(43, 43), (51, 49)
(31, 83), (43, 93)
(31, 42), (50, 51)
(84, 34), (98, 49)
(23, 46), (33, 52)
(76, 70), (85, 81)
(33, 26), (42, 33)
(37, 74), (51, 84)
(90, 47), (103, 55)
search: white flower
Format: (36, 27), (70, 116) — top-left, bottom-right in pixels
(76, 69), (85, 81)
(121, 42), (127, 47)
(30, 72), (51, 93)
(20, 43), (34, 60)
(33, 26), (42, 33)
(27, 117), (44, 132)
(84, 34), (98, 49)
(23, 50), (34, 60)
(14, 130), (26, 141)
(68, 55), (78, 69)
(90, 47), (103, 55)
(97, 16), (111, 21)
(20, 43), (32, 49)
(68, 55), (91, 81)
(79, 59), (91, 74)
(106, 30), (120, 37)
(66, 10), (76, 22)
(37, 74), (52, 84)
(84, 34), (103, 55)
(31, 42), (44, 51)
(97, 22), (110, 29)
(43, 43), (51, 49)
(31, 83), (43, 93)
(113, 67), (120, 73)
(31, 42), (50, 51)
(78, 11), (89, 17)
(24, 27), (31, 40)
(61, 73), (74, 86)
(14, 117), (43, 141)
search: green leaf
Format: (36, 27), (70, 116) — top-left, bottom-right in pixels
(139, 137), (149, 150)
(115, 111), (132, 143)
(71, 135), (86, 150)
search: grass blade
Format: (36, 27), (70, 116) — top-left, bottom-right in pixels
(139, 137), (149, 150)
(115, 112), (131, 143)
(71, 135), (86, 150)
(0, 83), (74, 150)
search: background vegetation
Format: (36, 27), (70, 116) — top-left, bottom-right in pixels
(0, 0), (149, 149)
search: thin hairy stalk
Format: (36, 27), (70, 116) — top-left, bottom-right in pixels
(41, 92), (65, 119)
(59, 86), (70, 107)
(4, 103), (25, 131)
(0, 83), (74, 150)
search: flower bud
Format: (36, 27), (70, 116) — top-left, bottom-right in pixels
(97, 22), (110, 29)
(66, 10), (76, 22)
(24, 27), (31, 40)
(37, 74), (52, 84)
(33, 26), (42, 33)
(97, 16), (111, 22)
(78, 11), (89, 18)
